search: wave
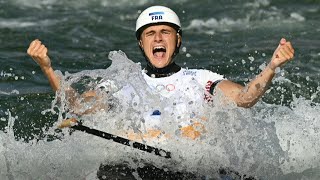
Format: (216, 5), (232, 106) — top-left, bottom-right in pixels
(0, 18), (62, 29)
(184, 11), (306, 35)
(8, 0), (149, 9)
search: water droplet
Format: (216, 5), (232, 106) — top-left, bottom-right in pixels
(306, 76), (310, 81)
(182, 47), (187, 53)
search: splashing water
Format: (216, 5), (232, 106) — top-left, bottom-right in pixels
(0, 51), (319, 179)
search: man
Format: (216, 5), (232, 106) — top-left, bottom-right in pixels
(27, 5), (294, 138)
(27, 5), (294, 179)
(134, 6), (294, 108)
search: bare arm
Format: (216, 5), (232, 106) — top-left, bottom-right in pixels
(27, 39), (60, 91)
(217, 38), (295, 108)
(27, 39), (107, 114)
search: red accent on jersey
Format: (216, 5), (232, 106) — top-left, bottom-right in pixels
(204, 80), (213, 102)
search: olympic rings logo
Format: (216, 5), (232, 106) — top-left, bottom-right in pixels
(166, 84), (175, 91)
(156, 84), (175, 92)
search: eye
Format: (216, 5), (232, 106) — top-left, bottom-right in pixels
(162, 30), (171, 34)
(145, 31), (155, 37)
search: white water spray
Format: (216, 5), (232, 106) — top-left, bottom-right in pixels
(0, 51), (319, 179)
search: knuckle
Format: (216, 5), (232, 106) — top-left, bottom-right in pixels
(40, 54), (46, 58)
(29, 52), (35, 56)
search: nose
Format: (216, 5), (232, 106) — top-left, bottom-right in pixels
(154, 32), (163, 42)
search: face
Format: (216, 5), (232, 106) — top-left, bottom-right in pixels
(139, 24), (181, 68)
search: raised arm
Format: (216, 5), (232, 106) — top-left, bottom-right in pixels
(217, 38), (294, 108)
(27, 39), (106, 115)
(27, 39), (60, 91)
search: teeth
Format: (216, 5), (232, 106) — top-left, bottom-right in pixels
(153, 46), (165, 50)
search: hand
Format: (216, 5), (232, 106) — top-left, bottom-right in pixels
(58, 118), (78, 128)
(269, 38), (294, 70)
(27, 39), (52, 70)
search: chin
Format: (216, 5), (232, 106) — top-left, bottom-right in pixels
(149, 59), (169, 68)
(150, 63), (164, 68)
(151, 61), (170, 68)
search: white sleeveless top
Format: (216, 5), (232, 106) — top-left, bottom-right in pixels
(141, 68), (224, 127)
(99, 68), (224, 129)
(143, 68), (223, 98)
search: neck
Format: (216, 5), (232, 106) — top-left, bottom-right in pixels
(145, 62), (181, 78)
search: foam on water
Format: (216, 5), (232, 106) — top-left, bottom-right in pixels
(8, 0), (192, 9)
(185, 12), (307, 35)
(0, 18), (64, 29)
(184, 0), (307, 35)
(8, 0), (149, 9)
(276, 97), (320, 174)
(0, 51), (319, 179)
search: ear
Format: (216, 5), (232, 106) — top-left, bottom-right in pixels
(139, 40), (143, 48)
(176, 33), (182, 48)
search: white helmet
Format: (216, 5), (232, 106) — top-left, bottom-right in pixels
(135, 6), (181, 40)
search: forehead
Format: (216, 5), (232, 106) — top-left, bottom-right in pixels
(142, 24), (176, 33)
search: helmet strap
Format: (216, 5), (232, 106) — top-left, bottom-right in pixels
(172, 32), (181, 59)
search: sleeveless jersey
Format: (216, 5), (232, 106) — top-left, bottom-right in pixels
(98, 68), (224, 140)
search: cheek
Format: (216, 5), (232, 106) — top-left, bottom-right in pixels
(167, 39), (177, 53)
(141, 40), (151, 51)
(168, 34), (178, 45)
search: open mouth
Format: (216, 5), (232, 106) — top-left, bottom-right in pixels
(153, 46), (166, 58)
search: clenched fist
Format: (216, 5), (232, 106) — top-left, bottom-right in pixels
(27, 39), (51, 70)
(269, 38), (294, 70)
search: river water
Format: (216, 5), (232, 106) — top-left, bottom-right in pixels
(0, 0), (319, 179)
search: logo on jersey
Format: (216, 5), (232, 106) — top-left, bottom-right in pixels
(166, 84), (175, 91)
(156, 84), (175, 92)
(183, 70), (197, 76)
(149, 12), (164, 21)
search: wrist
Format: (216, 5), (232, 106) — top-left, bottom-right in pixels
(41, 66), (53, 74)
(267, 62), (277, 72)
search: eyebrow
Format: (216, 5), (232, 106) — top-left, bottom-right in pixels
(145, 28), (172, 34)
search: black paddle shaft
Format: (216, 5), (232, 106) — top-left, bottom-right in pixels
(71, 124), (171, 159)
